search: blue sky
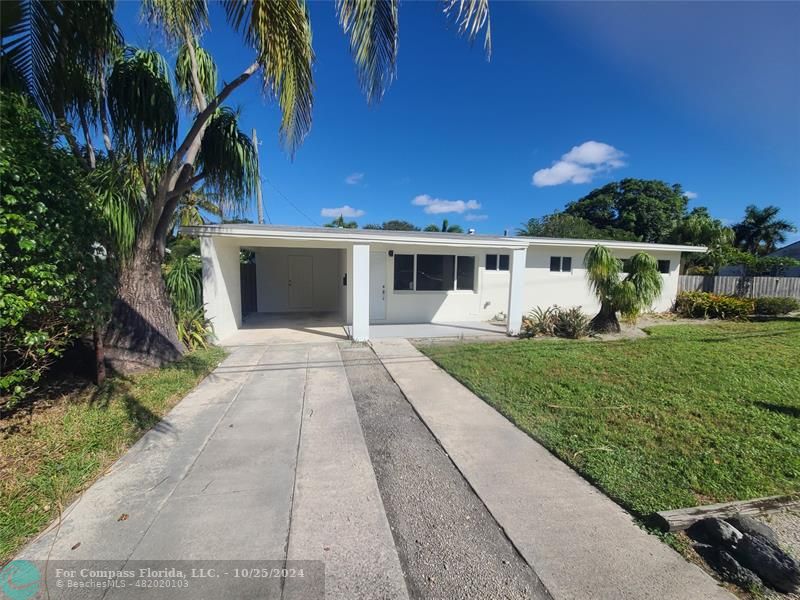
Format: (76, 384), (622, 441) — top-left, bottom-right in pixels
(116, 1), (800, 241)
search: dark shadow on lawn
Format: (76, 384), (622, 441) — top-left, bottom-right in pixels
(754, 401), (800, 418)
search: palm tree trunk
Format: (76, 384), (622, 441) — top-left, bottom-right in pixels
(104, 241), (185, 372)
(94, 324), (106, 385)
(590, 301), (621, 333)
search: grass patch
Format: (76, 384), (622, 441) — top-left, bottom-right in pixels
(0, 347), (225, 562)
(420, 321), (800, 518)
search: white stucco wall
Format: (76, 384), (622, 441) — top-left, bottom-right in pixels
(522, 246), (682, 315)
(362, 246), (520, 323)
(201, 236), (242, 342)
(253, 247), (343, 313)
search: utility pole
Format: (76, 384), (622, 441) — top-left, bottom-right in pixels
(252, 128), (265, 225)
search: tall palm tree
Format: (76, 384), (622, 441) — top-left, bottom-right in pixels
(733, 205), (796, 256)
(1, 0), (492, 372)
(584, 245), (663, 332)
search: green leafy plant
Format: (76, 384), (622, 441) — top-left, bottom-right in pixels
(163, 255), (202, 314)
(175, 307), (212, 350)
(754, 296), (800, 316)
(522, 306), (591, 339)
(0, 92), (113, 404)
(674, 292), (754, 320)
(553, 307), (592, 339)
(522, 306), (557, 337)
(584, 245), (664, 332)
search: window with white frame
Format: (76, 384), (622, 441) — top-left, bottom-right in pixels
(393, 254), (476, 291)
(549, 256), (572, 272)
(485, 254), (510, 271)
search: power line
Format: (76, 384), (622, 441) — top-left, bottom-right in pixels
(262, 176), (319, 226)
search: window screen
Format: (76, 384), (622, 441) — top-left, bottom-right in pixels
(416, 255), (455, 291)
(657, 260), (670, 274)
(457, 256), (475, 290)
(393, 254), (414, 290)
(561, 257), (572, 272)
(499, 255), (510, 271)
(485, 254), (498, 270)
(550, 256), (561, 272)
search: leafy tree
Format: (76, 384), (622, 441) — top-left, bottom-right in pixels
(667, 207), (734, 274)
(2, 0), (491, 372)
(732, 205), (796, 256)
(366, 220), (421, 231)
(424, 218), (463, 233)
(583, 245), (663, 333)
(565, 179), (689, 242)
(324, 215), (358, 229)
(0, 92), (114, 401)
(516, 213), (637, 240)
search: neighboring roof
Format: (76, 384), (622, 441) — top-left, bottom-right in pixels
(180, 224), (706, 253)
(768, 240), (800, 259)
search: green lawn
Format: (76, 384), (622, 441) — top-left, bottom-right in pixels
(0, 347), (225, 562)
(420, 321), (800, 518)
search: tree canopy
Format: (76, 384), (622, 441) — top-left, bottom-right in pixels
(564, 179), (689, 243)
(516, 213), (637, 241)
(364, 220), (421, 231)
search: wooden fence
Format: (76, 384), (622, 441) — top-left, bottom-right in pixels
(678, 275), (800, 299)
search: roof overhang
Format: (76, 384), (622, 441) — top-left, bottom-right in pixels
(180, 224), (706, 254)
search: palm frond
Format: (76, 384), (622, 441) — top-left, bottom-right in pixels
(141, 0), (208, 43)
(89, 157), (147, 261)
(621, 252), (663, 318)
(164, 255), (202, 312)
(444, 0), (492, 57)
(196, 106), (258, 211)
(223, 0), (314, 154)
(1, 1), (120, 120)
(336, 0), (398, 104)
(583, 244), (621, 301)
(107, 48), (178, 159)
(175, 42), (217, 108)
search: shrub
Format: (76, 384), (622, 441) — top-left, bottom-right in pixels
(175, 307), (212, 350)
(522, 306), (557, 337)
(754, 296), (800, 316)
(522, 306), (591, 339)
(553, 307), (592, 339)
(674, 291), (754, 320)
(1, 92), (112, 403)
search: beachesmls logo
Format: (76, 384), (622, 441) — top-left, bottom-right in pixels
(0, 560), (40, 600)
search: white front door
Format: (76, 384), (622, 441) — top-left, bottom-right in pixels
(369, 252), (386, 320)
(288, 255), (313, 309)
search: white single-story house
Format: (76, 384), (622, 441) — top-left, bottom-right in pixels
(182, 224), (705, 342)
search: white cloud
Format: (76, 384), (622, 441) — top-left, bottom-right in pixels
(412, 194), (481, 215)
(320, 205), (365, 218)
(684, 191), (698, 200)
(344, 172), (364, 185)
(532, 141), (626, 187)
(464, 213), (489, 222)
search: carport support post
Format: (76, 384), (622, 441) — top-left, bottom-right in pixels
(506, 247), (527, 336)
(351, 244), (370, 341)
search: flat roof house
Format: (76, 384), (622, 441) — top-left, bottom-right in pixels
(182, 224), (705, 343)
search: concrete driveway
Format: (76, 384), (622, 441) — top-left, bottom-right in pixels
(17, 343), (407, 599)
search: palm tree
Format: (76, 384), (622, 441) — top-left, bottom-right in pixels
(584, 245), (663, 333)
(424, 218), (463, 233)
(733, 205), (796, 256)
(1, 0), (492, 372)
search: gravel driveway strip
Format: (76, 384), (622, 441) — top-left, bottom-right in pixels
(341, 344), (552, 600)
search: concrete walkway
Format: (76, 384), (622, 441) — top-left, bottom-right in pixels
(371, 338), (735, 600)
(18, 343), (407, 600)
